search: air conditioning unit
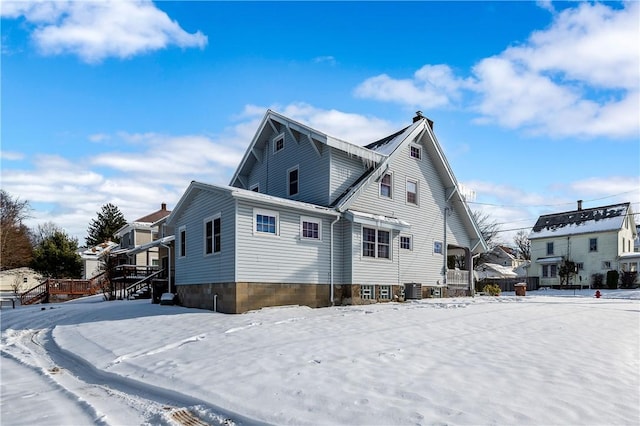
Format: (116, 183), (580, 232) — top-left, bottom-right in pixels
(404, 283), (422, 299)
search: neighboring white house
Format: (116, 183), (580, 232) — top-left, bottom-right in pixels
(78, 241), (119, 279)
(166, 110), (487, 313)
(0, 267), (43, 294)
(529, 201), (637, 288)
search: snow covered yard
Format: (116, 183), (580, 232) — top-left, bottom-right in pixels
(2, 290), (639, 425)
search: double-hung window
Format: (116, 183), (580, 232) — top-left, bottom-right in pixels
(542, 264), (557, 278)
(255, 209), (278, 235)
(380, 173), (392, 198)
(362, 227), (390, 259)
(547, 242), (554, 255)
(300, 216), (321, 240)
(273, 134), (284, 153)
(406, 179), (418, 205)
(400, 235), (412, 250)
(589, 238), (598, 252)
(204, 215), (221, 255)
(410, 144), (422, 160)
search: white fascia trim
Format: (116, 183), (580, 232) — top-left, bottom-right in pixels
(231, 190), (340, 218)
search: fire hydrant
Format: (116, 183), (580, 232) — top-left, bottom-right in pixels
(595, 290), (601, 298)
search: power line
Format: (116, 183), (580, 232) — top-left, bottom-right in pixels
(467, 190), (639, 209)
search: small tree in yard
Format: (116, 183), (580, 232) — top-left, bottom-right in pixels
(606, 270), (619, 290)
(31, 223), (82, 279)
(559, 259), (576, 287)
(513, 230), (531, 261)
(620, 271), (638, 289)
(0, 190), (33, 270)
(592, 273), (604, 289)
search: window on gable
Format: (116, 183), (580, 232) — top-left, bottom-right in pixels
(205, 215), (221, 255)
(301, 216), (321, 240)
(380, 173), (392, 198)
(273, 134), (284, 153)
(255, 209), (278, 235)
(410, 145), (422, 160)
(288, 166), (299, 196)
(406, 179), (418, 205)
(362, 227), (390, 259)
(589, 238), (597, 252)
(547, 242), (554, 255)
(434, 241), (443, 254)
(400, 235), (412, 250)
(250, 184), (259, 192)
(179, 226), (186, 257)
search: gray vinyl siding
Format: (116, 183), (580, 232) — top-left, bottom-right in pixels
(247, 130), (331, 206)
(235, 200), (334, 284)
(173, 189), (236, 285)
(329, 148), (370, 205)
(349, 139), (470, 286)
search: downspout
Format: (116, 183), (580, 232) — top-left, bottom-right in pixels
(443, 206), (449, 287)
(160, 242), (172, 294)
(330, 215), (340, 306)
(471, 252), (481, 297)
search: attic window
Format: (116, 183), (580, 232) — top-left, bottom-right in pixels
(273, 134), (285, 153)
(380, 173), (392, 198)
(410, 145), (422, 160)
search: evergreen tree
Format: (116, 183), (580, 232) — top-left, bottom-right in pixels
(0, 190), (33, 270)
(86, 203), (127, 247)
(31, 223), (82, 278)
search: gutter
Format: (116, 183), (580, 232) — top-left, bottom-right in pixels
(330, 216), (340, 306)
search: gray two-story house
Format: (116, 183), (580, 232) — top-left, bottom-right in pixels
(166, 110), (487, 313)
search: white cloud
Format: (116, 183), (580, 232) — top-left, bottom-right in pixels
(4, 103), (397, 241)
(313, 56), (336, 66)
(273, 102), (399, 145)
(1, 0), (207, 63)
(0, 150), (25, 160)
(355, 2), (640, 139)
(354, 65), (470, 109)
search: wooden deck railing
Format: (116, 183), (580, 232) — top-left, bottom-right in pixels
(20, 271), (107, 306)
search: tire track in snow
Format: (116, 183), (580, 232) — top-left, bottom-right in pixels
(4, 327), (267, 426)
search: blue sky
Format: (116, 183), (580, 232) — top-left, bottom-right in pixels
(2, 0), (639, 244)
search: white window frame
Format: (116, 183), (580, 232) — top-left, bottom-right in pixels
(589, 238), (598, 252)
(362, 227), (391, 260)
(410, 144), (422, 160)
(379, 285), (391, 300)
(203, 213), (221, 256)
(406, 178), (419, 205)
(300, 216), (322, 241)
(379, 172), (393, 199)
(179, 225), (186, 258)
(433, 241), (443, 255)
(360, 285), (375, 300)
(400, 235), (412, 250)
(602, 261), (611, 270)
(273, 133), (285, 153)
(547, 242), (554, 255)
(288, 165), (299, 197)
(254, 208), (279, 236)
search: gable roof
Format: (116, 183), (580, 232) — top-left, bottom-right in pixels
(333, 115), (487, 253)
(135, 203), (171, 223)
(229, 110), (385, 189)
(529, 202), (633, 239)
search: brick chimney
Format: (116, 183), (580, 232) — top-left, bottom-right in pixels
(161, 202), (167, 211)
(577, 200), (583, 211)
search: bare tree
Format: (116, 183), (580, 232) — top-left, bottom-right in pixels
(471, 210), (502, 266)
(0, 190), (33, 270)
(513, 229), (531, 261)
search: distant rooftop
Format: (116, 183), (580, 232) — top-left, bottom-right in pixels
(530, 202), (630, 239)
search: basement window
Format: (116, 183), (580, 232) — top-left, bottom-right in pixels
(360, 285), (374, 300)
